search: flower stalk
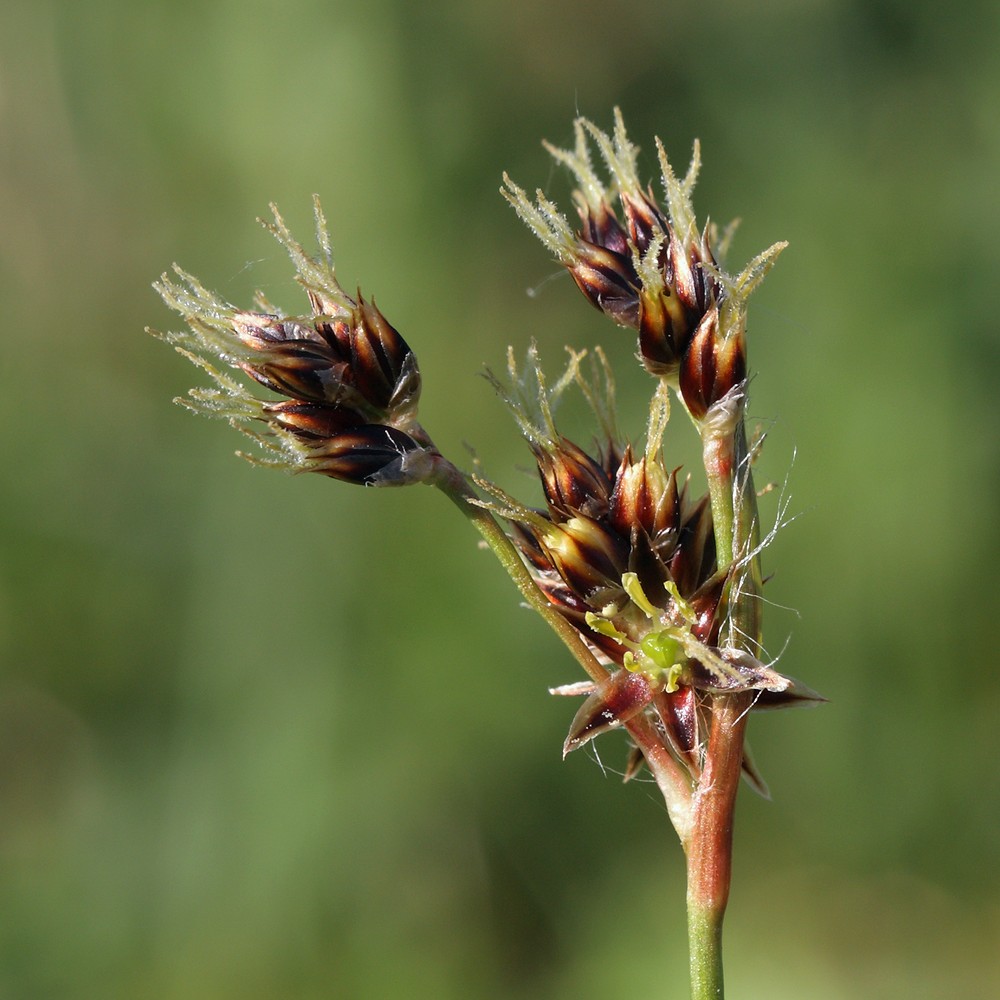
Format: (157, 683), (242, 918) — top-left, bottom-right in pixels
(151, 111), (818, 1000)
(686, 411), (759, 1000)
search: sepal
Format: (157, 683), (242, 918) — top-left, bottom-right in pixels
(686, 647), (791, 696)
(561, 669), (655, 758)
(750, 675), (827, 710)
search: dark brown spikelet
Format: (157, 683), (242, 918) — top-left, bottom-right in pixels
(535, 437), (613, 519)
(566, 241), (642, 329)
(678, 310), (747, 420)
(261, 402), (431, 486)
(232, 313), (351, 404)
(153, 200), (439, 487)
(264, 399), (364, 439)
(309, 424), (434, 487)
(504, 112), (785, 418)
(349, 295), (421, 417)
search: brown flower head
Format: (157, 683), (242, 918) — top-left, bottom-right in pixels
(151, 199), (437, 487)
(480, 347), (806, 775)
(502, 111), (786, 420)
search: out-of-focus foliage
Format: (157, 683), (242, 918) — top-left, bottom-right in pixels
(1, 1), (998, 997)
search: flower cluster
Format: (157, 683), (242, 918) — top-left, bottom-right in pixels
(152, 199), (438, 487)
(502, 110), (786, 420)
(493, 114), (822, 785)
(151, 114), (818, 797)
(151, 113), (818, 997)
(478, 349), (807, 785)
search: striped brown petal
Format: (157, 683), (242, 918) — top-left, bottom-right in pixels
(562, 669), (655, 757)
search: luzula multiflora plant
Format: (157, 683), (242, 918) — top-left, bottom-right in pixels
(152, 110), (820, 1000)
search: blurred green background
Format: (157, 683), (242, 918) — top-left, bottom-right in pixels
(2, 0), (998, 997)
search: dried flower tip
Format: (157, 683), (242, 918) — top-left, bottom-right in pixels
(483, 341), (587, 449)
(750, 675), (827, 711)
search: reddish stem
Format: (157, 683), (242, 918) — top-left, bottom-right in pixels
(685, 692), (752, 999)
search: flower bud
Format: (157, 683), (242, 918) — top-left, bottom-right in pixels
(566, 241), (641, 329)
(535, 437), (613, 519)
(311, 424), (435, 487)
(678, 309), (747, 421)
(263, 399), (363, 439)
(620, 190), (669, 257)
(608, 449), (679, 541)
(578, 200), (631, 258)
(541, 516), (628, 602)
(232, 313), (351, 405)
(637, 286), (698, 376)
(349, 296), (422, 419)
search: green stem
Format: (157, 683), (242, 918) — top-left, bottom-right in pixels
(688, 897), (725, 1000)
(430, 454), (694, 831)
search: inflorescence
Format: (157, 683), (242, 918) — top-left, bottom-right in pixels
(151, 111), (819, 800)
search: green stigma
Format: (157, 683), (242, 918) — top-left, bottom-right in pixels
(586, 576), (691, 693)
(641, 632), (682, 670)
